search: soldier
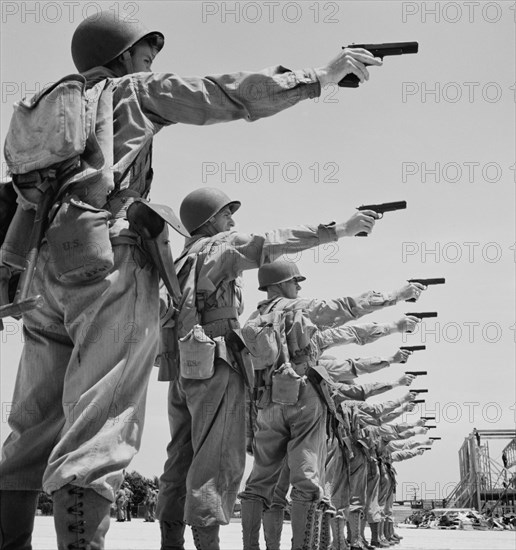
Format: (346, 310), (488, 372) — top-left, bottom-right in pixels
(115, 488), (128, 523)
(380, 443), (429, 545)
(144, 485), (159, 523)
(239, 259), (422, 550)
(124, 482), (134, 523)
(364, 426), (429, 549)
(156, 189), (384, 549)
(0, 11), (384, 550)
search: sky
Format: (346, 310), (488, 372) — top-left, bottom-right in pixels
(0, 1), (515, 504)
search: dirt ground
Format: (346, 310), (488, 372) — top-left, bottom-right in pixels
(31, 516), (515, 549)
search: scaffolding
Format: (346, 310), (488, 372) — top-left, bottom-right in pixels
(446, 429), (516, 514)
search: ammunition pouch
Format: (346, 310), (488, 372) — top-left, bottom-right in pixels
(46, 197), (114, 284)
(271, 363), (303, 405)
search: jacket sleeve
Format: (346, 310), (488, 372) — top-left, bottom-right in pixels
(391, 449), (422, 461)
(197, 224), (338, 285)
(379, 406), (408, 424)
(386, 439), (421, 452)
(313, 322), (393, 350)
(319, 355), (390, 383)
(300, 291), (399, 327)
(136, 66), (320, 126)
(358, 398), (404, 419)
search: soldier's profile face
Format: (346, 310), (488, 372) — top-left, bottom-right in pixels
(279, 278), (300, 299)
(211, 206), (235, 233)
(130, 41), (157, 73)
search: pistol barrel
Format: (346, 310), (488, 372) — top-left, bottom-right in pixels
(405, 312), (438, 319)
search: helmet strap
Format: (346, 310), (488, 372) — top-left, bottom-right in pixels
(202, 218), (219, 236)
(121, 50), (135, 75)
(267, 284), (286, 299)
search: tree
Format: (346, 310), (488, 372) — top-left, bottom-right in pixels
(124, 470), (156, 509)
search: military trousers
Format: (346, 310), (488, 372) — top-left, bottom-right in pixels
(348, 443), (369, 515)
(383, 466), (397, 523)
(377, 462), (392, 519)
(323, 437), (349, 518)
(240, 381), (326, 506)
(0, 242), (159, 502)
(366, 459), (381, 523)
(157, 360), (246, 527)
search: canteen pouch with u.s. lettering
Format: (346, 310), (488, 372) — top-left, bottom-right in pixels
(271, 362), (303, 405)
(179, 324), (216, 380)
(46, 196), (113, 284)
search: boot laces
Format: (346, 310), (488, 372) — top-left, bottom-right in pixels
(66, 486), (86, 548)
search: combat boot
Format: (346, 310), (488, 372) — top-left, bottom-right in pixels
(160, 519), (186, 550)
(262, 506), (284, 550)
(290, 501), (318, 550)
(312, 507), (323, 550)
(369, 523), (389, 548)
(330, 517), (349, 550)
(378, 521), (393, 547)
(319, 507), (336, 550)
(191, 525), (220, 550)
(384, 521), (399, 545)
(359, 516), (373, 550)
(0, 489), (39, 550)
(240, 499), (263, 550)
(348, 511), (366, 550)
(390, 528), (403, 542)
(52, 484), (111, 550)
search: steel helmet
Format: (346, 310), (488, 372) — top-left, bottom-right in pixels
(258, 259), (306, 291)
(71, 11), (164, 72)
(180, 188), (241, 234)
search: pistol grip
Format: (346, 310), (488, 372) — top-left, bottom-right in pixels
(355, 231), (368, 237)
(338, 74), (360, 88)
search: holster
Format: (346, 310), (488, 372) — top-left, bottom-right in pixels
(127, 200), (189, 382)
(156, 325), (179, 382)
(127, 200), (187, 302)
(226, 328), (255, 390)
(307, 365), (346, 450)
